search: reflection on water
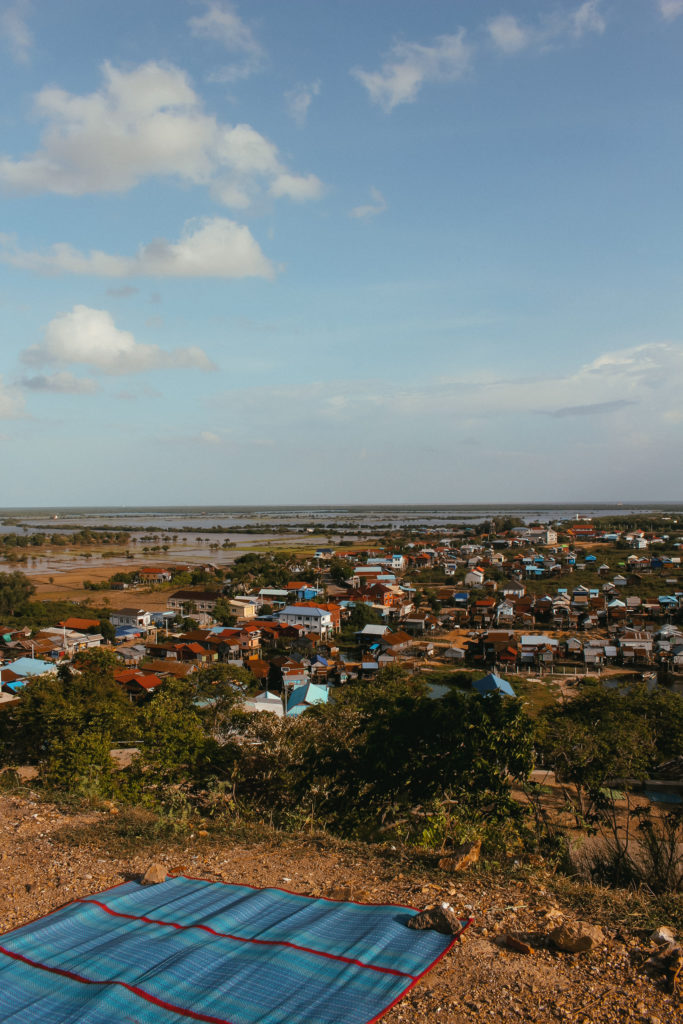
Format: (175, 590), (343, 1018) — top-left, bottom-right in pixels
(0, 532), (326, 577)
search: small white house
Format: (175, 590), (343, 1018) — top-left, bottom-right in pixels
(110, 608), (152, 629)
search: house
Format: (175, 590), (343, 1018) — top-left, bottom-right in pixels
(278, 605), (333, 638)
(472, 672), (516, 698)
(167, 590), (220, 624)
(58, 617), (101, 632)
(110, 609), (153, 629)
(502, 581), (526, 598)
(464, 568), (485, 586)
(527, 528), (558, 546)
(443, 646), (466, 662)
(356, 623), (389, 645)
(138, 568), (173, 584)
(113, 669), (162, 701)
(285, 682), (329, 716)
(227, 598), (257, 620)
(1, 657), (58, 693)
(244, 690), (284, 717)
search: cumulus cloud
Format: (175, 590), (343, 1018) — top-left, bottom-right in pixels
(350, 187), (387, 219)
(0, 0), (32, 63)
(352, 31), (471, 111)
(487, 2), (605, 55)
(189, 1), (264, 81)
(0, 375), (24, 417)
(658, 0), (683, 20)
(2, 217), (276, 279)
(0, 61), (322, 207)
(20, 372), (99, 394)
(23, 305), (215, 375)
(285, 80), (321, 125)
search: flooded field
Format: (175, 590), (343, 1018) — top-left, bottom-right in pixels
(0, 529), (331, 607)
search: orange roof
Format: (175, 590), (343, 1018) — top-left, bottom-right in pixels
(58, 617), (100, 630)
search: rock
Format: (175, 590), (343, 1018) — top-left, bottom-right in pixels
(141, 863), (167, 885)
(540, 906), (564, 922)
(407, 905), (466, 936)
(550, 921), (605, 953)
(328, 885), (354, 901)
(650, 926), (675, 947)
(438, 840), (481, 873)
(505, 934), (534, 955)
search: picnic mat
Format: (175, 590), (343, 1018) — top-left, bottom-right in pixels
(0, 875), (468, 1024)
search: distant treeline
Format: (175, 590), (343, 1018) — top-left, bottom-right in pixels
(1, 530), (132, 547)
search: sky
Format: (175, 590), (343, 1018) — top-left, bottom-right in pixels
(0, 0), (682, 506)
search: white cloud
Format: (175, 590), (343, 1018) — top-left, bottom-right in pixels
(189, 1), (264, 81)
(0, 374), (24, 417)
(20, 372), (99, 394)
(571, 1), (606, 37)
(487, 15), (531, 54)
(488, 2), (605, 54)
(0, 0), (32, 63)
(23, 305), (215, 375)
(285, 80), (321, 125)
(2, 217), (276, 279)
(350, 187), (387, 219)
(658, 0), (683, 20)
(269, 172), (324, 201)
(200, 430), (222, 444)
(0, 61), (322, 208)
(224, 342), (683, 430)
(352, 31), (471, 112)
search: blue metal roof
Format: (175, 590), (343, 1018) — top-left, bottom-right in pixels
(472, 672), (516, 698)
(6, 657), (57, 677)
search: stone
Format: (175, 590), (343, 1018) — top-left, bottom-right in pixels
(328, 885), (354, 901)
(141, 862), (167, 885)
(505, 934), (534, 955)
(407, 905), (466, 936)
(650, 926), (675, 947)
(438, 840), (481, 873)
(550, 921), (604, 953)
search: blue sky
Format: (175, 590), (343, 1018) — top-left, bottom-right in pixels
(0, 0), (682, 505)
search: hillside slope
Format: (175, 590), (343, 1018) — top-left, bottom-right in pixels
(0, 795), (678, 1023)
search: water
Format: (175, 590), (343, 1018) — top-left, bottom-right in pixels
(1, 502), (680, 535)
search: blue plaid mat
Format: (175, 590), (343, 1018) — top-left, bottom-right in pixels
(0, 876), (465, 1024)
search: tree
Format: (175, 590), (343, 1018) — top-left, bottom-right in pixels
(0, 648), (135, 795)
(98, 618), (115, 643)
(329, 558), (353, 585)
(346, 603), (384, 633)
(212, 599), (237, 627)
(0, 571), (35, 618)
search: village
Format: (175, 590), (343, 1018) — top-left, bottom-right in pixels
(2, 513), (682, 715)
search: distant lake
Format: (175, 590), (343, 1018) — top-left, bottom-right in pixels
(0, 502), (680, 535)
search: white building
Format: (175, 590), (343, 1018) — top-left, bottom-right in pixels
(278, 605), (333, 638)
(110, 608), (152, 629)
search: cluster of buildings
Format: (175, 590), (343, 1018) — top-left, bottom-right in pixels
(1, 519), (682, 712)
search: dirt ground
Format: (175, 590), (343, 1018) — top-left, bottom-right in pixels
(29, 566), (174, 610)
(0, 794), (679, 1023)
